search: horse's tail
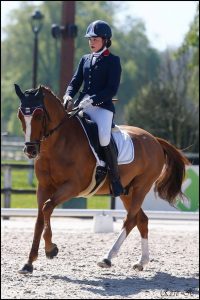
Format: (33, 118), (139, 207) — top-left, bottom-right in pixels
(154, 137), (190, 205)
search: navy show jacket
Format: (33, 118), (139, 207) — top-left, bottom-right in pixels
(65, 49), (122, 113)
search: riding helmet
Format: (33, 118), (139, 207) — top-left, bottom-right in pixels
(84, 20), (112, 39)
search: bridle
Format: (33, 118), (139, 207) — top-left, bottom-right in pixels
(19, 105), (68, 155)
(40, 108), (68, 141)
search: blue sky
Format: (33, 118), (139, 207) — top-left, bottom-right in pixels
(1, 1), (197, 50)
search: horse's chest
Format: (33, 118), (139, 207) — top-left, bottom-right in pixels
(35, 156), (74, 188)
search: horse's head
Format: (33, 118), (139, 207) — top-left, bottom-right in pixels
(15, 84), (46, 159)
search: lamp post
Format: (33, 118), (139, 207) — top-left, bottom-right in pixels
(30, 10), (44, 88)
(29, 10), (44, 185)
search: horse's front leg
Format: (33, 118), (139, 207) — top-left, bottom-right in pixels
(18, 187), (51, 274)
(42, 199), (58, 259)
(42, 181), (77, 259)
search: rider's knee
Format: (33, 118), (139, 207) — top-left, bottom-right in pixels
(99, 130), (110, 146)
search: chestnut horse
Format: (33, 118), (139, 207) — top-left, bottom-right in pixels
(15, 84), (189, 274)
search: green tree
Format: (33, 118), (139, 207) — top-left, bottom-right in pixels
(125, 50), (199, 152)
(125, 3), (199, 153)
(176, 2), (199, 104)
(1, 1), (62, 136)
(113, 19), (160, 122)
(178, 2), (199, 65)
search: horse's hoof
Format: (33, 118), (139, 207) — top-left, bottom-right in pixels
(46, 244), (59, 259)
(133, 263), (144, 271)
(18, 263), (33, 274)
(97, 258), (111, 268)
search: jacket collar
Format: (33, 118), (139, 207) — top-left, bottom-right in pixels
(89, 48), (110, 59)
(103, 49), (110, 56)
(88, 48), (110, 67)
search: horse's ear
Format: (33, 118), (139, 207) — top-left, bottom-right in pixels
(35, 85), (43, 97)
(14, 84), (24, 99)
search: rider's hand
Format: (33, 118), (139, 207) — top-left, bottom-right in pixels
(63, 95), (72, 109)
(79, 97), (93, 109)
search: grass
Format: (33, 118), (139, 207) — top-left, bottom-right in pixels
(1, 195), (110, 209)
(7, 194), (38, 208)
(1, 160), (111, 209)
(87, 195), (110, 209)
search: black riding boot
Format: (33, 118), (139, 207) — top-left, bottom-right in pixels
(102, 144), (124, 197)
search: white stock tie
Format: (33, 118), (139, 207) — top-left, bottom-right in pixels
(92, 53), (100, 65)
(91, 47), (107, 66)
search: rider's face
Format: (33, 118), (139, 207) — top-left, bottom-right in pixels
(88, 37), (104, 52)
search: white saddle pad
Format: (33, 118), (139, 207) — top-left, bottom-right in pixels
(78, 117), (134, 166)
(112, 126), (134, 165)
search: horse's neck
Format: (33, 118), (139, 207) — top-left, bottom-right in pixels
(44, 97), (66, 131)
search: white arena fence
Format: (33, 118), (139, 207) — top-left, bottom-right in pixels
(1, 208), (198, 233)
(1, 208), (198, 220)
(1, 162), (199, 229)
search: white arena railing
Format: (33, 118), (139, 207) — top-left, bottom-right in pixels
(1, 208), (199, 220)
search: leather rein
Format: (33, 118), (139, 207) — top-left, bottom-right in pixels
(41, 110), (69, 141)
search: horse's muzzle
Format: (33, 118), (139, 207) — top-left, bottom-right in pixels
(24, 142), (40, 159)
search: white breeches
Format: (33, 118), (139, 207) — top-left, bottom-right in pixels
(83, 105), (113, 146)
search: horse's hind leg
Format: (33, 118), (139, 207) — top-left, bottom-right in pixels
(97, 200), (137, 268)
(97, 188), (138, 269)
(97, 219), (132, 268)
(98, 178), (151, 270)
(133, 208), (149, 271)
